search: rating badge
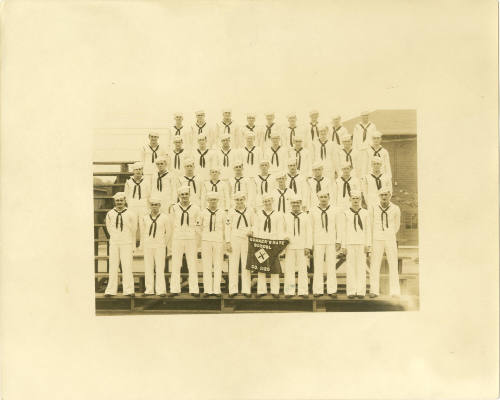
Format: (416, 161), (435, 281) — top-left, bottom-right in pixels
(254, 248), (269, 264)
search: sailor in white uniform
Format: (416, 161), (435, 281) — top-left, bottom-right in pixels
(228, 160), (255, 209)
(263, 130), (288, 175)
(312, 124), (337, 180)
(241, 131), (262, 178)
(341, 190), (371, 298)
(241, 112), (262, 140)
(200, 192), (227, 296)
(364, 131), (392, 179)
(104, 192), (137, 297)
(190, 110), (215, 149)
(151, 156), (175, 213)
(175, 157), (202, 207)
(308, 109), (321, 144)
(283, 195), (313, 298)
(285, 112), (301, 149)
(254, 159), (275, 210)
(167, 112), (188, 150)
(330, 115), (349, 149)
(215, 109), (243, 149)
(167, 136), (189, 179)
(169, 186), (201, 296)
(194, 133), (216, 182)
(201, 166), (230, 211)
(273, 172), (294, 215)
(335, 134), (363, 178)
(140, 131), (167, 180)
(361, 158), (392, 210)
(258, 112), (282, 150)
(369, 187), (401, 298)
(225, 191), (255, 297)
(335, 160), (362, 211)
(289, 135), (312, 177)
(310, 190), (342, 297)
(253, 193), (286, 297)
(140, 196), (169, 296)
(214, 134), (241, 181)
(307, 162), (335, 209)
(285, 157), (310, 211)
(352, 110), (377, 151)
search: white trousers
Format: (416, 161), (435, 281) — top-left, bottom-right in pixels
(257, 273), (280, 294)
(346, 244), (367, 296)
(313, 244), (337, 294)
(202, 241), (223, 294)
(170, 238), (199, 293)
(370, 239), (400, 296)
(229, 236), (251, 294)
(144, 246), (166, 294)
(105, 243), (134, 295)
(284, 249), (309, 295)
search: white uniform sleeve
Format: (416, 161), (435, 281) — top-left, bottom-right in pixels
(394, 205), (401, 235)
(364, 211), (372, 247)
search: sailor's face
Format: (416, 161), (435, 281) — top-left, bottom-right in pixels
(372, 137), (382, 146)
(235, 197), (246, 208)
(149, 134), (159, 146)
(351, 196), (361, 207)
(208, 198), (219, 209)
(175, 115), (183, 124)
(156, 161), (167, 172)
(247, 116), (256, 125)
(184, 164), (194, 174)
(179, 192), (190, 202)
(114, 198), (126, 208)
(150, 202), (161, 213)
(318, 194), (329, 206)
(210, 170), (220, 180)
(379, 192), (391, 202)
(291, 201), (301, 212)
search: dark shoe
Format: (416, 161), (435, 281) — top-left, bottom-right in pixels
(347, 295), (356, 299)
(192, 293), (200, 297)
(391, 294), (400, 299)
(272, 294), (280, 298)
(104, 293), (114, 297)
(170, 292), (179, 297)
(213, 293), (222, 297)
(256, 293), (266, 298)
(243, 293), (252, 298)
(313, 294), (322, 298)
(369, 293), (378, 298)
(142, 293), (154, 297)
(329, 293), (338, 299)
(300, 294), (309, 299)
(228, 293), (237, 298)
(285, 295), (293, 299)
(125, 293), (135, 297)
(357, 295), (365, 299)
(159, 293), (167, 297)
(203, 293), (211, 298)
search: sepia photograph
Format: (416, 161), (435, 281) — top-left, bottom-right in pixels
(93, 109), (419, 314)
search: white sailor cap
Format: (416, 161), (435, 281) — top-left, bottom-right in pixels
(287, 157), (298, 166)
(245, 131), (256, 138)
(155, 156), (168, 164)
(350, 190), (362, 198)
(270, 131), (281, 138)
(233, 159), (244, 167)
(149, 196), (162, 204)
(197, 133), (207, 141)
(265, 111), (275, 117)
(316, 190), (330, 197)
(290, 193), (302, 203)
(195, 110), (205, 116)
(259, 158), (270, 166)
(318, 124), (329, 131)
(222, 108), (232, 114)
(340, 134), (352, 142)
(233, 191), (247, 199)
(209, 165), (221, 172)
(371, 157), (383, 164)
(293, 135), (304, 142)
(275, 172), (287, 180)
(378, 186), (392, 195)
(309, 109), (319, 116)
(220, 134), (231, 142)
(360, 110), (370, 116)
(173, 136), (183, 143)
(287, 112), (297, 119)
(312, 161), (324, 170)
(372, 131), (382, 138)
(340, 160), (352, 169)
(332, 114), (341, 120)
(113, 192), (126, 200)
(177, 185), (190, 195)
(262, 193), (274, 201)
(173, 112), (183, 118)
(131, 162), (143, 170)
(246, 112), (256, 118)
(148, 131), (160, 137)
(183, 157), (195, 166)
(206, 191), (219, 200)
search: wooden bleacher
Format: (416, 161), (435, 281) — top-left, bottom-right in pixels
(94, 161), (419, 314)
